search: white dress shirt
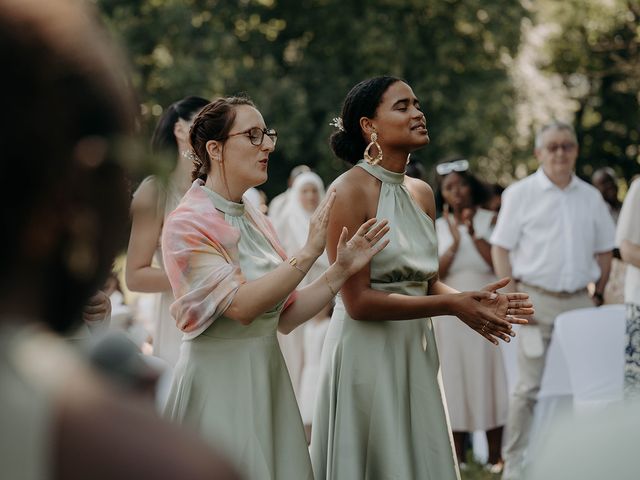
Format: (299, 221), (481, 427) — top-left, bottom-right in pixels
(616, 177), (640, 305)
(491, 168), (615, 292)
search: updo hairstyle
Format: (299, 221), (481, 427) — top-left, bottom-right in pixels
(150, 96), (209, 156)
(189, 96), (255, 181)
(330, 76), (402, 164)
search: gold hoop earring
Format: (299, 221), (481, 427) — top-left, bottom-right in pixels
(364, 131), (383, 165)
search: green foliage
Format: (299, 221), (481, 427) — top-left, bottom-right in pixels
(538, 0), (640, 182)
(97, 0), (527, 195)
(97, 0), (640, 193)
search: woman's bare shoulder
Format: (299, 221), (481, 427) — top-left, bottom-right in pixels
(404, 176), (436, 219)
(131, 177), (163, 216)
(331, 167), (377, 198)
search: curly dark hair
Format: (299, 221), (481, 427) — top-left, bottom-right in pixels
(330, 76), (402, 164)
(435, 169), (490, 212)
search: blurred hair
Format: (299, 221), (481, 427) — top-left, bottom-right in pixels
(0, 0), (136, 331)
(487, 182), (504, 197)
(330, 76), (402, 164)
(406, 159), (426, 180)
(150, 96), (209, 156)
(534, 121), (577, 149)
(435, 169), (490, 212)
(189, 96), (255, 182)
(289, 164), (311, 180)
(591, 167), (617, 183)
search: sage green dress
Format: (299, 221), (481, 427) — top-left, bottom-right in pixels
(163, 187), (313, 480)
(311, 161), (459, 480)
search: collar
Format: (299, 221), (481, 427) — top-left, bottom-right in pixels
(199, 181), (245, 217)
(535, 168), (579, 191)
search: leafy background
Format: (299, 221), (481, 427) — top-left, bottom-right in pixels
(96, 0), (640, 198)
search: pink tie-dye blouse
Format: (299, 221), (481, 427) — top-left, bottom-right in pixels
(162, 180), (295, 339)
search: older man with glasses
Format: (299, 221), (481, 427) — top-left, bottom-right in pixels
(490, 121), (616, 479)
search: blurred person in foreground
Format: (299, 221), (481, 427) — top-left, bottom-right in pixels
(616, 177), (640, 398)
(434, 159), (508, 472)
(0, 0), (239, 478)
(491, 121), (615, 479)
(525, 398), (640, 480)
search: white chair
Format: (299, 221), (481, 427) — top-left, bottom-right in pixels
(553, 304), (626, 411)
(500, 324), (572, 399)
(474, 325), (573, 463)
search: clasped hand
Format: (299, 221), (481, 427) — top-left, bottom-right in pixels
(456, 277), (534, 345)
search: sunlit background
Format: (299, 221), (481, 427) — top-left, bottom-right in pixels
(95, 0), (640, 199)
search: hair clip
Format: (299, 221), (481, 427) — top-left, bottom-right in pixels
(181, 150), (198, 161)
(329, 117), (345, 132)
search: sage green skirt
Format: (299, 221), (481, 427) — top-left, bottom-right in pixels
(164, 313), (313, 480)
(311, 289), (459, 480)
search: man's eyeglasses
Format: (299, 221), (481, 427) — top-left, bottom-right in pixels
(227, 127), (278, 147)
(436, 159), (469, 176)
(544, 142), (576, 153)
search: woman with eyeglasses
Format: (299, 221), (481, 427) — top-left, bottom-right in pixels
(126, 96), (209, 367)
(434, 160), (509, 472)
(160, 96), (389, 479)
(310, 76), (533, 480)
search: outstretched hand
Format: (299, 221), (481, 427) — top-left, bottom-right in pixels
(475, 277), (534, 344)
(335, 218), (390, 277)
(305, 189), (337, 257)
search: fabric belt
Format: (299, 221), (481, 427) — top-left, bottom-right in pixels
(518, 281), (588, 298)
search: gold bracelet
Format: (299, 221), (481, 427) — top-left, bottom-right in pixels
(288, 257), (308, 275)
(324, 273), (337, 296)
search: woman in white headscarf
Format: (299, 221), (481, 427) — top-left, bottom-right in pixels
(276, 171), (330, 427)
(277, 172), (330, 283)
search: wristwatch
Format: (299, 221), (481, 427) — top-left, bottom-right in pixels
(593, 292), (604, 302)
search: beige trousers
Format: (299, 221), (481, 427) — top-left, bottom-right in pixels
(502, 284), (593, 480)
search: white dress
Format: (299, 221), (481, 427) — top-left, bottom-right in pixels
(272, 173), (328, 400)
(134, 177), (184, 366)
(298, 317), (330, 424)
(433, 208), (509, 431)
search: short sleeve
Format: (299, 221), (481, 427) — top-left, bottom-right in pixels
(617, 178), (640, 247)
(162, 214), (245, 339)
(490, 185), (521, 250)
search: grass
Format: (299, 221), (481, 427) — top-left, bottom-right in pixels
(459, 452), (502, 480)
(460, 459), (501, 480)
